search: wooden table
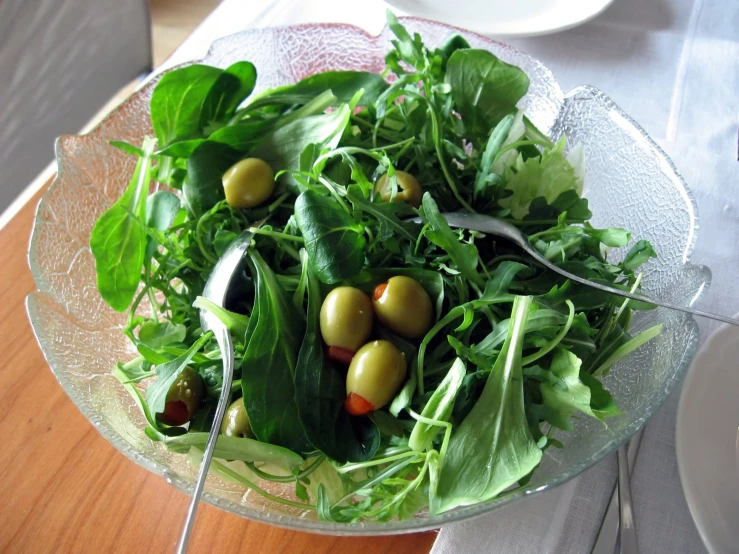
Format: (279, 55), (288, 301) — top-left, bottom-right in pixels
(0, 184), (437, 552)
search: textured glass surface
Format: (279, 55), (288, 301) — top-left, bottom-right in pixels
(27, 18), (709, 534)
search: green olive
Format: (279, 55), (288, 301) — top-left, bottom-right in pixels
(372, 276), (433, 339)
(222, 158), (275, 208)
(159, 366), (204, 426)
(319, 286), (373, 353)
(220, 398), (255, 438)
(345, 340), (407, 415)
(375, 171), (423, 208)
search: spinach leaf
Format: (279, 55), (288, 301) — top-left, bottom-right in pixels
(145, 333), (211, 417)
(184, 140), (241, 216)
(253, 104), (350, 190)
(241, 251), (310, 453)
(446, 49), (530, 141)
(90, 138), (156, 312)
(294, 259), (380, 463)
(193, 296), (250, 338)
(408, 358), (466, 452)
(421, 193), (483, 288)
(150, 65), (223, 146)
(294, 190), (366, 284)
(200, 61), (257, 130)
(433, 296), (542, 514)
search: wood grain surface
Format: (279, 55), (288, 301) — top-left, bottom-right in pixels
(0, 184), (437, 554)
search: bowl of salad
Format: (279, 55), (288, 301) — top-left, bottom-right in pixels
(27, 13), (709, 533)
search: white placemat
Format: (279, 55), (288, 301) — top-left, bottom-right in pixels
(166, 1), (739, 551)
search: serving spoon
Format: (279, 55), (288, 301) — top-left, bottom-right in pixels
(417, 212), (739, 327)
(176, 222), (263, 554)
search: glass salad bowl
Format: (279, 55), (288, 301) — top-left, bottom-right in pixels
(27, 18), (709, 534)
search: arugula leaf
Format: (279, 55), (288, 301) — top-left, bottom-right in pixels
(153, 430), (303, 469)
(433, 296), (542, 514)
(253, 104), (350, 190)
(294, 259), (380, 463)
(385, 10), (425, 70)
(294, 190), (366, 284)
(241, 251), (310, 453)
(150, 65), (223, 146)
(346, 184), (417, 242)
(184, 141), (241, 216)
(421, 193), (483, 288)
(408, 358), (466, 452)
(581, 373), (620, 419)
(591, 324), (663, 376)
(90, 138), (156, 312)
(499, 136), (583, 219)
(193, 296), (250, 338)
(145, 333), (211, 417)
(446, 49), (530, 141)
(622, 239), (657, 271)
(474, 115), (513, 202)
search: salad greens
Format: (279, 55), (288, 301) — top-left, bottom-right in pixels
(96, 11), (661, 521)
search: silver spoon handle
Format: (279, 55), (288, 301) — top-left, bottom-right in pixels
(617, 445), (640, 554)
(176, 323), (234, 553)
(523, 245), (739, 327)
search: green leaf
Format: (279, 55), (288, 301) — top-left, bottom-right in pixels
(145, 333), (211, 416)
(434, 296), (542, 514)
(581, 373), (621, 419)
(540, 349), (601, 431)
(408, 358), (466, 452)
(241, 251), (310, 453)
(294, 190), (366, 284)
(90, 138), (156, 312)
(138, 320), (186, 350)
(145, 190), (181, 263)
(446, 49), (530, 141)
(421, 193), (483, 288)
(260, 71), (389, 106)
(253, 104), (350, 190)
(346, 185), (417, 243)
(193, 296), (250, 338)
(499, 136), (583, 219)
(385, 10), (425, 69)
(150, 64), (223, 146)
(294, 260), (380, 463)
(622, 240), (657, 271)
(200, 61), (257, 129)
(184, 140), (241, 216)
(592, 324), (663, 377)
(155, 431), (303, 469)
(474, 115), (513, 202)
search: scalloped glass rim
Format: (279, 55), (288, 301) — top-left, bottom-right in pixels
(27, 18), (709, 535)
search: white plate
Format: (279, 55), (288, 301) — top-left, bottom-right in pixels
(384, 0), (615, 37)
(676, 319), (739, 554)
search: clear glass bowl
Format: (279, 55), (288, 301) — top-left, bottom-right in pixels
(27, 18), (709, 534)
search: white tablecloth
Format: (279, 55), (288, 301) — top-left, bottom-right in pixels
(165, 1), (739, 552)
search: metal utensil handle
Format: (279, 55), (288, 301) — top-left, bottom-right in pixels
(176, 324), (234, 553)
(523, 244), (739, 327)
(617, 445), (640, 554)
